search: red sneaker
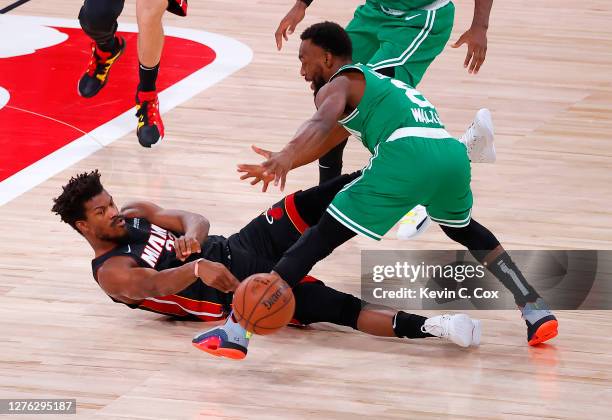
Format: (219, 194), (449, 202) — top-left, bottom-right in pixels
(78, 37), (126, 98)
(135, 90), (165, 147)
(167, 0), (188, 16)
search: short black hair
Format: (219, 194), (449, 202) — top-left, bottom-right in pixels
(52, 170), (104, 232)
(300, 21), (352, 59)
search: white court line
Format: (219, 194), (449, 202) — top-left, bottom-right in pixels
(0, 15), (253, 207)
(7, 105), (89, 136)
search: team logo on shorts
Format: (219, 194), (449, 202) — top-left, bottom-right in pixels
(265, 206), (284, 224)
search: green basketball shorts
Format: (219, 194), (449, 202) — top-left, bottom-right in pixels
(327, 128), (473, 240)
(346, 0), (455, 86)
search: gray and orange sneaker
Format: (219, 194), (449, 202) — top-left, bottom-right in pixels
(192, 313), (251, 360)
(78, 36), (126, 98)
(522, 298), (558, 346)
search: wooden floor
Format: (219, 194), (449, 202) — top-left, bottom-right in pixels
(2, 0), (612, 418)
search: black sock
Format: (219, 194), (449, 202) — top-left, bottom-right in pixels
(138, 62), (159, 92)
(486, 252), (540, 306)
(318, 139), (348, 185)
(393, 311), (433, 339)
(97, 36), (118, 54)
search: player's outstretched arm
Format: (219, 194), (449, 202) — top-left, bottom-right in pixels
(275, 0), (310, 50)
(238, 124), (349, 192)
(451, 0), (493, 74)
(121, 201), (210, 261)
(98, 257), (239, 303)
(238, 79), (349, 191)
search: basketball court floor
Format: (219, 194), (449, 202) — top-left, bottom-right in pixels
(1, 0), (611, 418)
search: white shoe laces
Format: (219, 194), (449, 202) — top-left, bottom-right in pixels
(421, 314), (451, 338)
(462, 123), (478, 154)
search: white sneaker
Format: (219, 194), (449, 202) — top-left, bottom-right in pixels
(459, 108), (496, 163)
(421, 314), (481, 348)
(396, 205), (431, 240)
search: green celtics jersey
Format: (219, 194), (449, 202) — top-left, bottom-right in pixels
(378, 0), (436, 11)
(329, 63), (447, 153)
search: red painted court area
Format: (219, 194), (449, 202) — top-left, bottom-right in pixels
(0, 27), (216, 182)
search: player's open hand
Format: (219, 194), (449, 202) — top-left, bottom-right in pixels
(255, 145), (294, 192)
(275, 0), (307, 50)
(174, 235), (201, 261)
(197, 260), (240, 293)
(238, 145), (293, 192)
(452, 25), (488, 74)
(237, 146), (275, 192)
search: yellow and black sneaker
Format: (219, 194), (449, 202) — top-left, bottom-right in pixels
(135, 89), (164, 148)
(78, 36), (126, 98)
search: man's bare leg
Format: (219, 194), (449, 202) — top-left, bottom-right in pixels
(135, 0), (167, 147)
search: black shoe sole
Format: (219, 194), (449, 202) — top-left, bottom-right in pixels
(77, 37), (126, 98)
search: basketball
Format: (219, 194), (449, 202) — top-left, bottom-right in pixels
(232, 273), (295, 335)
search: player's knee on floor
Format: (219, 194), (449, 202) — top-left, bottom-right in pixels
(292, 282), (363, 329)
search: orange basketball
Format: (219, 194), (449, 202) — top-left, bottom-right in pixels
(232, 273), (295, 335)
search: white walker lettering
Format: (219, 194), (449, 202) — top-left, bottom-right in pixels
(411, 108), (442, 125)
(140, 224), (176, 268)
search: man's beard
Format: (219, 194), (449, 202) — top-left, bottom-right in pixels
(98, 228), (130, 245)
(313, 77), (326, 96)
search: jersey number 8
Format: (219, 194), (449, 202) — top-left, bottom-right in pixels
(390, 79), (435, 109)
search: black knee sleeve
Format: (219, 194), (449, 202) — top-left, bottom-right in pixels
(293, 281), (363, 329)
(273, 212), (356, 287)
(318, 139), (348, 185)
(440, 219), (500, 262)
(79, 0), (125, 46)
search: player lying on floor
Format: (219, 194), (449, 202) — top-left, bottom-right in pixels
(52, 170), (481, 360)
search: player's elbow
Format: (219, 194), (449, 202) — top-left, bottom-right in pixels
(110, 274), (163, 301)
(181, 213), (210, 238)
(199, 217), (210, 236)
(122, 282), (161, 300)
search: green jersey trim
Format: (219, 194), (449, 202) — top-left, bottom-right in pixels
(339, 108), (360, 125)
(327, 204), (383, 240)
(429, 208), (472, 228)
